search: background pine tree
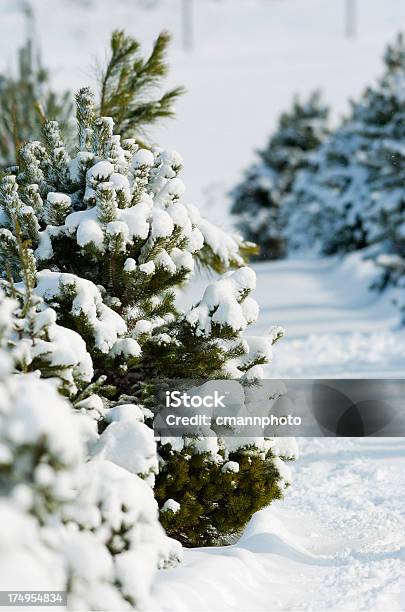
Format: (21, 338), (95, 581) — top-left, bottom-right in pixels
(287, 33), (405, 257)
(231, 91), (329, 260)
(0, 32), (72, 168)
(361, 33), (405, 260)
(286, 121), (370, 254)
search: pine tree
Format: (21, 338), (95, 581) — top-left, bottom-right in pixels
(361, 34), (405, 261)
(0, 35), (72, 168)
(288, 33), (405, 257)
(0, 287), (84, 525)
(231, 91), (329, 260)
(0, 273), (180, 611)
(286, 121), (370, 254)
(4, 240), (94, 399)
(0, 87), (296, 547)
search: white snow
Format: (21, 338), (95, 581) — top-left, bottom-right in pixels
(91, 421), (158, 486)
(123, 257), (136, 273)
(0, 501), (66, 592)
(154, 250), (176, 274)
(133, 148), (155, 168)
(109, 337), (141, 359)
(151, 208), (175, 239)
(187, 267), (257, 335)
(35, 229), (54, 261)
(221, 461), (240, 474)
(63, 460), (172, 611)
(46, 192), (71, 207)
(251, 252), (405, 378)
(119, 203), (151, 240)
(161, 499), (181, 514)
(104, 403), (144, 424)
(198, 218), (246, 267)
(77, 217), (105, 250)
(86, 161), (114, 186)
(36, 318), (94, 388)
(0, 373), (83, 467)
(35, 270), (127, 354)
(139, 261), (156, 275)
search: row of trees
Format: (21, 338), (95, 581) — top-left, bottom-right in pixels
(231, 33), (405, 319)
(0, 29), (296, 609)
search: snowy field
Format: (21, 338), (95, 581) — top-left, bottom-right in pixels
(152, 437), (405, 611)
(254, 253), (405, 379)
(0, 1), (404, 610)
(168, 252), (405, 611)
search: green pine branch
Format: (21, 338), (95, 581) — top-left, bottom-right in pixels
(99, 30), (185, 141)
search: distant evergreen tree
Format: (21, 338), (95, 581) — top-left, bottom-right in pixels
(231, 91), (329, 260)
(0, 37), (72, 168)
(286, 120), (370, 254)
(288, 33), (405, 257)
(362, 34), (405, 257)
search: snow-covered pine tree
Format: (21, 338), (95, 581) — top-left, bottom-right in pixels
(0, 87), (296, 547)
(360, 34), (405, 323)
(0, 287), (85, 526)
(288, 33), (405, 256)
(286, 121), (370, 254)
(231, 91), (329, 260)
(97, 29), (255, 273)
(0, 275), (179, 610)
(361, 34), (405, 266)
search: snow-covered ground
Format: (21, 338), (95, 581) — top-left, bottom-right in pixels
(253, 253), (405, 378)
(152, 437), (405, 611)
(168, 251), (405, 611)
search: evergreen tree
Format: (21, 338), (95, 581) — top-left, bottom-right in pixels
(0, 87), (296, 547)
(288, 33), (405, 257)
(286, 122), (370, 254)
(0, 261), (180, 611)
(361, 34), (405, 258)
(231, 91), (329, 260)
(0, 36), (72, 168)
